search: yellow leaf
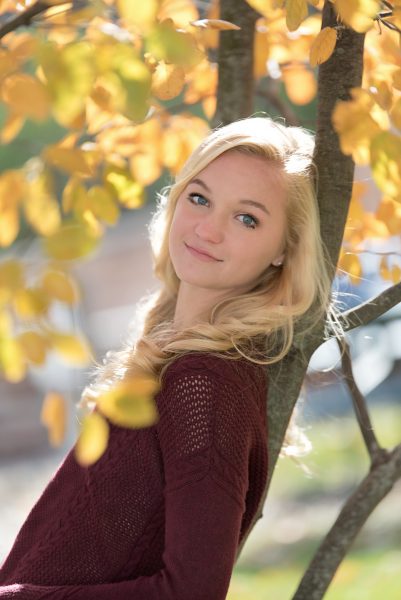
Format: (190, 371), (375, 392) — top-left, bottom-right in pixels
(2, 73), (51, 121)
(0, 48), (15, 81)
(104, 165), (145, 208)
(190, 19), (241, 30)
(87, 186), (120, 225)
(13, 288), (50, 320)
(0, 206), (19, 247)
(152, 62), (186, 100)
(0, 169), (26, 206)
(392, 68), (401, 91)
(339, 253), (362, 284)
(390, 97), (401, 131)
(0, 259), (24, 304)
(370, 131), (401, 198)
(97, 377), (160, 429)
(62, 177), (87, 214)
(0, 310), (12, 335)
(184, 59), (217, 103)
(157, 0), (199, 28)
(17, 330), (48, 366)
(7, 33), (39, 65)
(161, 115), (209, 174)
(391, 264), (401, 283)
(117, 0), (158, 29)
(23, 170), (61, 236)
(41, 268), (80, 304)
(202, 95), (216, 119)
(286, 0), (308, 32)
(370, 79), (393, 111)
(43, 146), (96, 177)
(42, 222), (99, 261)
(379, 256), (392, 281)
(38, 41), (96, 127)
(75, 411), (109, 467)
(334, 0), (380, 33)
(0, 336), (26, 382)
(102, 50), (152, 122)
(282, 64), (317, 104)
(49, 331), (92, 366)
(375, 196), (401, 235)
(0, 112), (25, 143)
(253, 23), (270, 79)
(146, 22), (204, 68)
(332, 88), (387, 164)
(130, 151), (162, 186)
(310, 27), (337, 67)
(244, 0), (283, 17)
(41, 391), (67, 446)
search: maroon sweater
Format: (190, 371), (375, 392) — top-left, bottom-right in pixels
(0, 352), (268, 600)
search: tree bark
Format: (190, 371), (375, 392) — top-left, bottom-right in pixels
(212, 0), (259, 127)
(314, 3), (365, 275)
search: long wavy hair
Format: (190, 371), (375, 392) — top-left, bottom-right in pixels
(81, 116), (334, 421)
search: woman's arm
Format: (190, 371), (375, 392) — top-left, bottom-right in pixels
(0, 467), (245, 599)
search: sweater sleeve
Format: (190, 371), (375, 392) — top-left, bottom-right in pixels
(0, 355), (256, 600)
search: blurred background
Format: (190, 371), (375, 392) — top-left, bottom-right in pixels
(1, 1), (401, 598)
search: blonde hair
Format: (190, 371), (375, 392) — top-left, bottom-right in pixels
(81, 116), (333, 407)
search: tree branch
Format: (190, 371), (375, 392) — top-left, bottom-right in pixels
(341, 281), (401, 332)
(0, 1), (52, 41)
(292, 443), (401, 600)
(337, 338), (385, 462)
(256, 79), (300, 126)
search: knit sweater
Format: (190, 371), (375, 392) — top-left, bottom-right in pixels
(0, 352), (268, 600)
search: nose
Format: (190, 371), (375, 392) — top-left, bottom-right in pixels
(194, 214), (224, 244)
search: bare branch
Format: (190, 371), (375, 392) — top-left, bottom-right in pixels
(292, 443), (401, 600)
(337, 338), (384, 461)
(341, 281), (401, 332)
(255, 80), (300, 126)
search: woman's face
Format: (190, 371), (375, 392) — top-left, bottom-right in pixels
(169, 149), (287, 298)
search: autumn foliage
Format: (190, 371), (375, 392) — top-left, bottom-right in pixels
(0, 0), (400, 463)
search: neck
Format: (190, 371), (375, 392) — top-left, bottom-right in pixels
(173, 284), (226, 331)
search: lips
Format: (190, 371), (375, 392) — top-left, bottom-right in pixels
(184, 243), (221, 261)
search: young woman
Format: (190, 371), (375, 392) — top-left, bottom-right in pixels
(0, 116), (332, 599)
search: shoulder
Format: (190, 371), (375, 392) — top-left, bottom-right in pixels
(160, 351), (267, 404)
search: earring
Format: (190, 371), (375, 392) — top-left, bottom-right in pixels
(273, 260), (283, 267)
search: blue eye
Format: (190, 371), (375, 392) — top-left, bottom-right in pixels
(188, 192), (208, 206)
(238, 214), (258, 229)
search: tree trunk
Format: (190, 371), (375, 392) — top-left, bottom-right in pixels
(212, 0), (259, 126)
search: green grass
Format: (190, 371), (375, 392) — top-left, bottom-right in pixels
(229, 548), (401, 600)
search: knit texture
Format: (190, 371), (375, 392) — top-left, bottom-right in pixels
(0, 352), (268, 600)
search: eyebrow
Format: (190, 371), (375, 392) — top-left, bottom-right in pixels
(189, 178), (270, 215)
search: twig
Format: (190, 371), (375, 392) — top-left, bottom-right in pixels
(255, 81), (300, 126)
(337, 337), (385, 462)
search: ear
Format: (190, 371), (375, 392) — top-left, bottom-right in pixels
(272, 254), (285, 267)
